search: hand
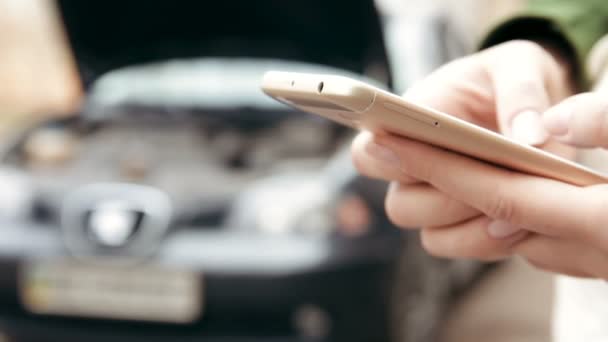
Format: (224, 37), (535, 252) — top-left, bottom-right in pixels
(350, 40), (608, 278)
(354, 132), (608, 279)
(543, 92), (608, 148)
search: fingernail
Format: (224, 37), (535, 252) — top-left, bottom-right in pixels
(365, 140), (401, 167)
(511, 110), (549, 146)
(543, 106), (572, 136)
(487, 220), (521, 239)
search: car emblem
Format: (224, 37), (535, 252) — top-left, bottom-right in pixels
(85, 200), (143, 247)
(61, 183), (172, 263)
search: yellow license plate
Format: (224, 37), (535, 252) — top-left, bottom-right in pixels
(19, 260), (202, 323)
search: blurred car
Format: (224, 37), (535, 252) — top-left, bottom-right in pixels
(0, 1), (483, 341)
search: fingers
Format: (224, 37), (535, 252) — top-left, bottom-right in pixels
(482, 41), (558, 145)
(374, 134), (608, 250)
(417, 211), (608, 279)
(543, 92), (608, 148)
(351, 132), (417, 184)
(403, 56), (497, 129)
(385, 182), (480, 229)
(419, 216), (528, 261)
(515, 235), (608, 279)
(352, 133), (481, 229)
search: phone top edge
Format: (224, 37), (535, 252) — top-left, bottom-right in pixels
(261, 71), (376, 112)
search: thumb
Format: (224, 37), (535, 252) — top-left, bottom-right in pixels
(542, 92), (608, 148)
(483, 42), (557, 146)
(488, 62), (551, 146)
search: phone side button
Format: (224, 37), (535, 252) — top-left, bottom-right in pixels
(383, 102), (439, 127)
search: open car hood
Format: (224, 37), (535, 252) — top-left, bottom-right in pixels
(57, 0), (391, 89)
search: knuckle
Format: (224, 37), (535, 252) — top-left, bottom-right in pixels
(483, 185), (516, 221)
(437, 193), (457, 214)
(496, 76), (548, 110)
(498, 77), (546, 103)
(436, 195), (475, 222)
(516, 78), (545, 96)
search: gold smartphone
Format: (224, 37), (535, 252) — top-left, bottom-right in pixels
(261, 71), (608, 186)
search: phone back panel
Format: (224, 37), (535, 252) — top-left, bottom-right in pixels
(262, 71), (608, 186)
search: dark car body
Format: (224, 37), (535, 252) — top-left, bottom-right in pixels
(0, 1), (412, 341)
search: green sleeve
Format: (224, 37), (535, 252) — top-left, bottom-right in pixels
(481, 0), (608, 89)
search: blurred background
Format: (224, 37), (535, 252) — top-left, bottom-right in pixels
(0, 0), (551, 341)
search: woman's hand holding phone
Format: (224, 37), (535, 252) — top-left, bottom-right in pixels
(351, 40), (608, 279)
